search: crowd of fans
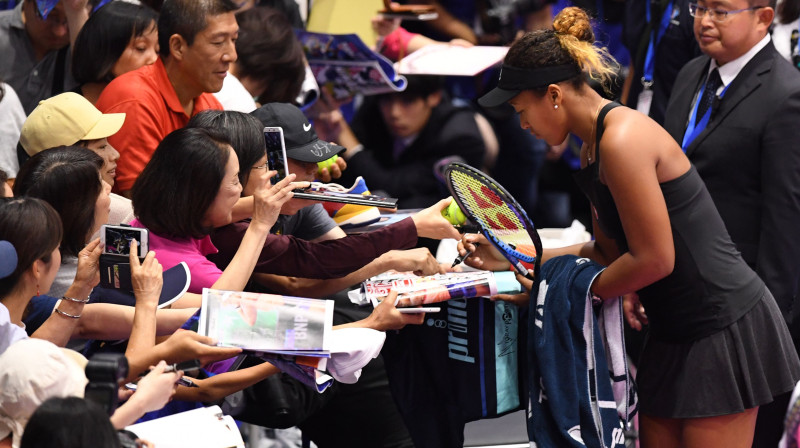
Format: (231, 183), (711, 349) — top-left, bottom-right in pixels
(2, 0), (800, 447)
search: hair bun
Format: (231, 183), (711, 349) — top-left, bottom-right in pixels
(0, 240), (18, 279)
(553, 6), (594, 43)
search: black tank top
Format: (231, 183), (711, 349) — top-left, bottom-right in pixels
(573, 102), (763, 342)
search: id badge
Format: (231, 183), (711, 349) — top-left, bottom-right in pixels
(637, 88), (654, 116)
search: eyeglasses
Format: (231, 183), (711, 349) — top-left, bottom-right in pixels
(688, 2), (765, 22)
(251, 162), (268, 170)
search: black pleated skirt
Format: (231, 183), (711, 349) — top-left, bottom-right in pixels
(637, 289), (800, 418)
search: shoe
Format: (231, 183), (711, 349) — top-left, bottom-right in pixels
(319, 177), (381, 228)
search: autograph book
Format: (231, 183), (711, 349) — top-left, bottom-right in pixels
(296, 29), (407, 101)
(198, 289), (333, 355)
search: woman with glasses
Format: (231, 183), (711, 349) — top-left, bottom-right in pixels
(184, 109), (459, 290)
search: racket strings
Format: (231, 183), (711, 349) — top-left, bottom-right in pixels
(449, 170), (537, 262)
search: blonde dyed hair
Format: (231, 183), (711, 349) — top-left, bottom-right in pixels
(553, 7), (618, 88)
(504, 6), (619, 94)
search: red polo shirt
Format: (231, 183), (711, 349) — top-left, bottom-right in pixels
(96, 57), (223, 193)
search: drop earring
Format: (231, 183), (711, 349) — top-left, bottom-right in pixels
(554, 104), (559, 109)
(36, 283), (40, 296)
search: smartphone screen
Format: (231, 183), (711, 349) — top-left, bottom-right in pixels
(104, 226), (146, 255)
(264, 127), (289, 185)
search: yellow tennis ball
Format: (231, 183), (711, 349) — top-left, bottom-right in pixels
(317, 155), (338, 174)
(442, 200), (467, 226)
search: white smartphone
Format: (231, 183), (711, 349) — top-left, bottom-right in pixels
(264, 126), (290, 185)
(100, 224), (149, 256)
(377, 11), (438, 20)
(398, 307), (441, 314)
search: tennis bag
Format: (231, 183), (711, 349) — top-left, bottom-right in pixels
(381, 297), (527, 448)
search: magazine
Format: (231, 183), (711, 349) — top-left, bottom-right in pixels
(349, 270), (523, 308)
(198, 289), (334, 354)
(341, 209), (422, 235)
(395, 44), (509, 77)
(126, 406), (244, 448)
(295, 29), (407, 101)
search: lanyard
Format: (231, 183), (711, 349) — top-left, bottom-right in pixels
(681, 79), (730, 151)
(642, 0), (675, 87)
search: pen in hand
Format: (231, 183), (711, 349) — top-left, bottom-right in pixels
(129, 360), (201, 389)
(140, 360), (200, 376)
(125, 376), (198, 390)
(452, 242), (479, 268)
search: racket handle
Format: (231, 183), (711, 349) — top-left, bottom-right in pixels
(454, 224), (481, 233)
(512, 261), (535, 280)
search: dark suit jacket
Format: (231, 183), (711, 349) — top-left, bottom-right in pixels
(663, 42), (800, 340)
(343, 99), (486, 209)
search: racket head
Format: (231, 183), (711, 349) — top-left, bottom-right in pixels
(444, 162), (543, 280)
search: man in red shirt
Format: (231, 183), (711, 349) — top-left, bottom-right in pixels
(96, 0), (238, 196)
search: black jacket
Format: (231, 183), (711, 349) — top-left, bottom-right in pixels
(344, 99), (486, 209)
(663, 42), (800, 344)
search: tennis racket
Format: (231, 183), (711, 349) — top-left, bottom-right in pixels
(444, 162), (542, 281)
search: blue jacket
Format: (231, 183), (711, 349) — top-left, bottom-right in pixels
(527, 255), (637, 447)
